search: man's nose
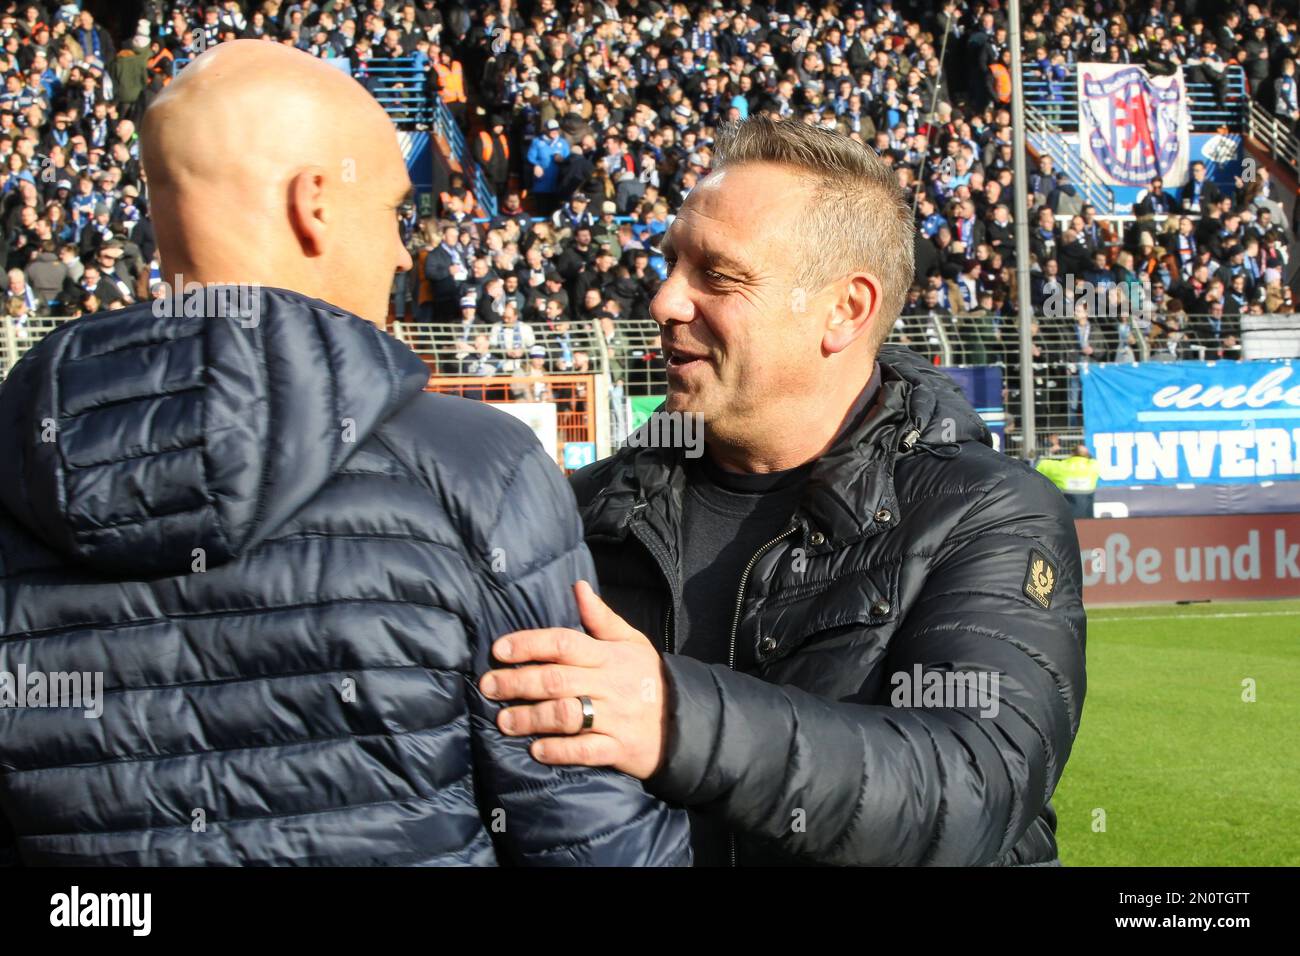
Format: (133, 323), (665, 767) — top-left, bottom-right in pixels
(649, 269), (694, 329)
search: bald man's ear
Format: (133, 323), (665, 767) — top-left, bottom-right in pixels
(823, 272), (880, 354)
(287, 166), (330, 258)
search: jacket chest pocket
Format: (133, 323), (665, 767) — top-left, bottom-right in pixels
(743, 562), (900, 690)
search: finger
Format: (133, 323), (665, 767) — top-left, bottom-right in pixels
(491, 627), (605, 667)
(532, 733), (620, 767)
(497, 697), (588, 736)
(575, 579), (644, 644)
(479, 663), (592, 702)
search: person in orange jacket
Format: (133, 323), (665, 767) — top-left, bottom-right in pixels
(432, 45), (467, 128)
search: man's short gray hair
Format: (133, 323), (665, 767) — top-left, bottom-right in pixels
(712, 116), (915, 347)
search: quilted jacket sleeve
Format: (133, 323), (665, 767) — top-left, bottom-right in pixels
(0, 802), (17, 866)
(645, 468), (1086, 865)
(465, 434), (691, 866)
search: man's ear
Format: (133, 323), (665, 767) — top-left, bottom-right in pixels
(287, 165), (329, 258)
(823, 271), (881, 354)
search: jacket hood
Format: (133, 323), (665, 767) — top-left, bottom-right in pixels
(875, 345), (991, 448)
(797, 345), (989, 540)
(0, 288), (430, 577)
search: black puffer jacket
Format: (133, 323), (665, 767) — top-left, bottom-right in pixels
(0, 290), (690, 866)
(571, 347), (1087, 866)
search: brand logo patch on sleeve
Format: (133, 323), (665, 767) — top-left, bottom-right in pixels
(1024, 549), (1057, 609)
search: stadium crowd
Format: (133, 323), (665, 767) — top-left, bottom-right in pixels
(0, 1), (1298, 433)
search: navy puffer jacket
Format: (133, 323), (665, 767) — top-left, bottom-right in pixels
(0, 289), (690, 866)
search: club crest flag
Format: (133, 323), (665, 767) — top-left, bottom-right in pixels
(1078, 64), (1190, 187)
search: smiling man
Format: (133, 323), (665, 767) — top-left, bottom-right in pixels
(480, 116), (1087, 866)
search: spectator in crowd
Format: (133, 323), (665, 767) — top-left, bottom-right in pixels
(460, 331), (499, 377)
(489, 298), (535, 369)
(1180, 160), (1224, 216)
(1274, 58), (1299, 129)
(527, 117), (569, 214)
(473, 113), (510, 200)
(24, 237), (65, 311)
(551, 191), (595, 238)
(1192, 299), (1244, 358)
(108, 32), (151, 125)
(423, 221), (467, 320)
(1067, 302), (1109, 427)
(512, 343), (552, 400)
(1135, 175), (1176, 220)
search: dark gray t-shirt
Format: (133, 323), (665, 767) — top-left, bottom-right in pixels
(676, 366), (883, 672)
(678, 459), (809, 670)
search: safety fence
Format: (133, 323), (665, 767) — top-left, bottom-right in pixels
(4, 312), (1294, 465)
(0, 314), (76, 384)
(363, 56), (435, 128)
(386, 312), (1298, 461)
(1247, 97), (1300, 178)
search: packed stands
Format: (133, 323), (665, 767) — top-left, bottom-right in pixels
(0, 0), (1297, 465)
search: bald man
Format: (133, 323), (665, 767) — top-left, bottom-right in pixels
(0, 42), (689, 867)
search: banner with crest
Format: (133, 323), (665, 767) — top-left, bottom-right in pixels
(1077, 64), (1190, 188)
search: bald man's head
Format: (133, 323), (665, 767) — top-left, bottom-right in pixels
(143, 41), (412, 324)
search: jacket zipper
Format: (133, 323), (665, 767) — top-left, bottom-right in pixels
(726, 522), (800, 868)
(628, 515), (680, 654)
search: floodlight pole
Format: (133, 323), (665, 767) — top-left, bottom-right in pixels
(1009, 0), (1037, 459)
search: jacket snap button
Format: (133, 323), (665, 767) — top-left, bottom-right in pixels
(875, 508), (893, 524)
(759, 637), (778, 655)
(809, 531), (825, 546)
(870, 599), (891, 616)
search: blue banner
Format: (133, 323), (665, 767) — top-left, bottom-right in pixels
(1082, 361), (1300, 486)
(941, 366), (1005, 453)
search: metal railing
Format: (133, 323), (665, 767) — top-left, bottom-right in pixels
(0, 314), (78, 382)
(6, 308), (1293, 460)
(430, 93), (498, 219)
(390, 318), (607, 376)
(592, 312), (1294, 459)
(424, 374), (602, 470)
(1246, 98), (1300, 177)
(1025, 99), (1118, 213)
(360, 57), (433, 128)
(1241, 313), (1300, 359)
(884, 312), (955, 365)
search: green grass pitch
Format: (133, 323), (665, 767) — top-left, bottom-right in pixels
(1053, 600), (1300, 866)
